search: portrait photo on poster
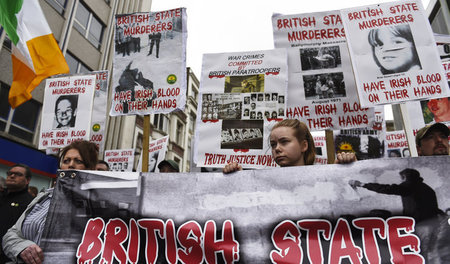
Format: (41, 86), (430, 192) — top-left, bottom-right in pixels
(224, 74), (265, 93)
(148, 150), (160, 172)
(299, 46), (342, 71)
(303, 72), (346, 100)
(53, 94), (78, 129)
(221, 120), (264, 150)
(420, 97), (450, 124)
(368, 24), (422, 75)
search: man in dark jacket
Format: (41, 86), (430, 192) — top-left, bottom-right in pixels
(0, 164), (34, 262)
(349, 168), (443, 222)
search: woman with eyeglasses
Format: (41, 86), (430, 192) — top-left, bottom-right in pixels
(2, 141), (98, 264)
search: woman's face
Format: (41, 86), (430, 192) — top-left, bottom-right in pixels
(61, 149), (86, 170)
(270, 127), (307, 167)
(374, 29), (414, 72)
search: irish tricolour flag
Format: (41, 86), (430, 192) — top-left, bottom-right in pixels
(0, 0), (69, 108)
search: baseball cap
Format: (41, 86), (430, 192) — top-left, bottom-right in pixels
(415, 122), (449, 146)
(157, 160), (180, 172)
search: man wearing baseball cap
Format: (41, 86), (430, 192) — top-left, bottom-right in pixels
(157, 160), (180, 173)
(415, 122), (449, 156)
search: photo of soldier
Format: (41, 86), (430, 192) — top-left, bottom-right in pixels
(148, 32), (162, 58)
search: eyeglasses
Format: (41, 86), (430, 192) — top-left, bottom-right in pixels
(7, 171), (25, 177)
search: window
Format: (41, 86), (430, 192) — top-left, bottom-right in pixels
(45, 0), (67, 15)
(65, 52), (91, 74)
(73, 2), (104, 48)
(191, 84), (198, 101)
(176, 121), (184, 145)
(153, 114), (169, 133)
(189, 112), (196, 132)
(0, 82), (41, 142)
(0, 27), (11, 50)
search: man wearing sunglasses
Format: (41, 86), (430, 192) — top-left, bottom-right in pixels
(0, 164), (34, 262)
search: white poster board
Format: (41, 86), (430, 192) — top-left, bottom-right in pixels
(272, 10), (375, 130)
(104, 149), (135, 172)
(341, 0), (449, 106)
(194, 49), (288, 169)
(111, 8), (187, 115)
(39, 75), (95, 149)
(137, 136), (169, 172)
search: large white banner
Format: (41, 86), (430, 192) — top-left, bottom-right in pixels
(272, 10), (375, 131)
(341, 0), (449, 107)
(194, 49), (288, 169)
(39, 75), (95, 149)
(111, 8), (187, 116)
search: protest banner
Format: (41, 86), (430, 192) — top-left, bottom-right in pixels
(272, 10), (375, 130)
(39, 75), (95, 149)
(40, 156), (450, 263)
(137, 135), (169, 172)
(104, 149), (135, 171)
(386, 130), (410, 158)
(312, 131), (328, 164)
(90, 71), (109, 156)
(341, 0), (449, 107)
(194, 49), (288, 169)
(111, 8), (187, 116)
(334, 109), (386, 160)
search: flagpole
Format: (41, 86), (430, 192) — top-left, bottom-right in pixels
(142, 115), (150, 172)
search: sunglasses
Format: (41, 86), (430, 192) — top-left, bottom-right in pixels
(7, 171), (25, 177)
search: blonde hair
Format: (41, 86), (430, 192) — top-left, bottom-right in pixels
(271, 119), (315, 165)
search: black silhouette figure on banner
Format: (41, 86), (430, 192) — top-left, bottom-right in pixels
(148, 32), (162, 58)
(115, 61), (156, 113)
(349, 168), (443, 222)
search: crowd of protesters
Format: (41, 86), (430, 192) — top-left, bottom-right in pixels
(0, 120), (448, 263)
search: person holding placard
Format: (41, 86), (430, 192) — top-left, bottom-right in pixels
(2, 141), (98, 264)
(223, 119), (356, 173)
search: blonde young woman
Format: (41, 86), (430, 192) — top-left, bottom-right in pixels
(224, 119), (355, 173)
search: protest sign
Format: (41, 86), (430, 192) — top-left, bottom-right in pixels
(404, 34), (450, 134)
(137, 135), (169, 172)
(386, 130), (410, 158)
(104, 149), (135, 171)
(40, 156), (450, 263)
(194, 49), (288, 168)
(341, 0), (449, 107)
(334, 109), (386, 160)
(272, 10), (375, 130)
(90, 71), (109, 156)
(111, 8), (187, 116)
(39, 75), (95, 149)
(312, 131), (328, 164)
